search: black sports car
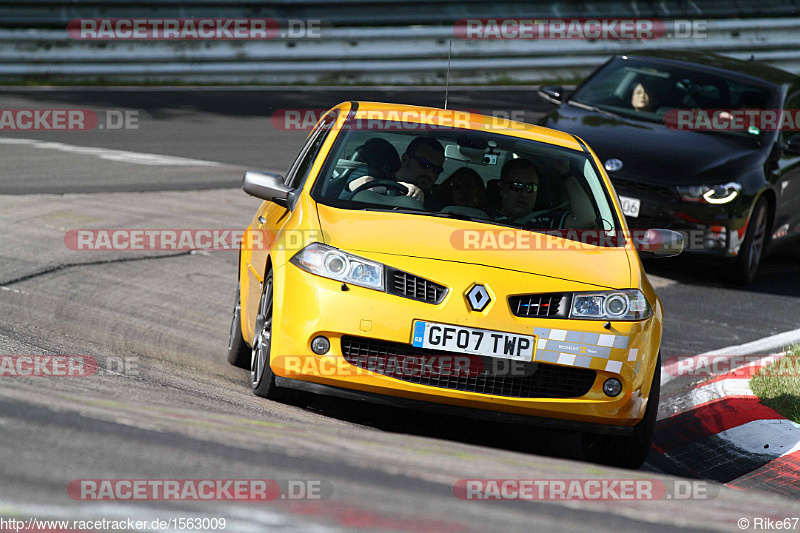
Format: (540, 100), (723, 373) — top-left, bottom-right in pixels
(539, 51), (800, 284)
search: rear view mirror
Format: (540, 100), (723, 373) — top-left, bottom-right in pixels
(456, 133), (488, 150)
(634, 229), (684, 258)
(538, 86), (565, 104)
(242, 171), (292, 206)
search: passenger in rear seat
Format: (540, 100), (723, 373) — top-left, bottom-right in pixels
(432, 167), (486, 211)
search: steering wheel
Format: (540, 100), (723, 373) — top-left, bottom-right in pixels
(350, 179), (409, 197)
(518, 207), (562, 230)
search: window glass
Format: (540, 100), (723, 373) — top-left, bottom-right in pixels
(571, 58), (775, 138)
(782, 91), (800, 145)
(285, 111), (336, 189)
(310, 123), (620, 243)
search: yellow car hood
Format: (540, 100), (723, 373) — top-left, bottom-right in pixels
(316, 204), (633, 289)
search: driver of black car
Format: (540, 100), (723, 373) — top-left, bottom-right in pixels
(631, 81), (657, 112)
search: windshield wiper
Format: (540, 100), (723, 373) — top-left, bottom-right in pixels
(362, 207), (487, 223)
(392, 208), (530, 231)
(421, 211), (485, 222)
(567, 101), (625, 120)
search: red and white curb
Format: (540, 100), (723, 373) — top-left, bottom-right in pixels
(653, 353), (800, 496)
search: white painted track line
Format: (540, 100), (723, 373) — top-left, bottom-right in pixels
(698, 327), (800, 357)
(662, 327), (800, 385)
(0, 137), (221, 166)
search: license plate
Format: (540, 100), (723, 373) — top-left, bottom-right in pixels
(411, 321), (534, 361)
(619, 195), (641, 218)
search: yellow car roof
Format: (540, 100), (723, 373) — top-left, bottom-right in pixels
(338, 101), (584, 152)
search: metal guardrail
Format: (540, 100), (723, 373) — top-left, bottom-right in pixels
(2, 0), (799, 27)
(1, 18), (799, 84)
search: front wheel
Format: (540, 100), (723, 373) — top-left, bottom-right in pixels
(251, 270), (289, 401)
(226, 286), (251, 369)
(581, 354), (661, 469)
(725, 197), (768, 285)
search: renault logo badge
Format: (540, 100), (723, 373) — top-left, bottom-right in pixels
(466, 285), (491, 311)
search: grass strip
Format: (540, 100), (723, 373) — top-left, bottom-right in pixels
(750, 345), (800, 423)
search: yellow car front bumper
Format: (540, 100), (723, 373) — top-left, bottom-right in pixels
(267, 254), (662, 429)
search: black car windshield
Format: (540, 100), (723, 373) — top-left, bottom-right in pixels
(311, 123), (621, 242)
(570, 57), (775, 137)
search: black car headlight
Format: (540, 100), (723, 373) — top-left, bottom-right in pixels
(570, 289), (652, 321)
(677, 182), (741, 204)
(290, 242), (384, 291)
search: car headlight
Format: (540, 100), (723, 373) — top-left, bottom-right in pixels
(570, 289), (652, 321)
(290, 242), (384, 291)
(677, 182), (741, 204)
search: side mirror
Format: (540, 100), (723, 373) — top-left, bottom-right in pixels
(785, 134), (800, 155)
(242, 171), (292, 206)
(633, 229), (684, 258)
(538, 85), (565, 105)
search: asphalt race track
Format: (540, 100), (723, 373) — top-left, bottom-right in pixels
(1, 87), (799, 532)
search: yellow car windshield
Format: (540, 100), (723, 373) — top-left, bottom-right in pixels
(312, 125), (619, 235)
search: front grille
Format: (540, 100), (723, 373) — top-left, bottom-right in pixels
(625, 214), (674, 230)
(508, 293), (570, 318)
(340, 335), (596, 399)
(610, 176), (678, 202)
(387, 268), (447, 304)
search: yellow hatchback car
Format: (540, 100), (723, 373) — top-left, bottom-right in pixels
(227, 102), (683, 468)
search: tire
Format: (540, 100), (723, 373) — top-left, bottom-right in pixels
(226, 286), (251, 369)
(250, 269), (289, 401)
(725, 197), (769, 285)
(581, 354), (661, 469)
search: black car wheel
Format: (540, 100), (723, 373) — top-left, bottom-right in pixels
(251, 269), (289, 401)
(581, 354), (660, 469)
(226, 286), (251, 369)
(726, 197), (769, 285)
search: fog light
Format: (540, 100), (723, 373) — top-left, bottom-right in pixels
(704, 225), (727, 250)
(311, 336), (330, 355)
(603, 378), (623, 397)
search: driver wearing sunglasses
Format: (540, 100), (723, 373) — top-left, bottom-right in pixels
(494, 158), (597, 230)
(348, 136), (445, 207)
(494, 158), (572, 229)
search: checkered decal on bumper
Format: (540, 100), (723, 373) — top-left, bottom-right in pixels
(532, 327), (642, 375)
